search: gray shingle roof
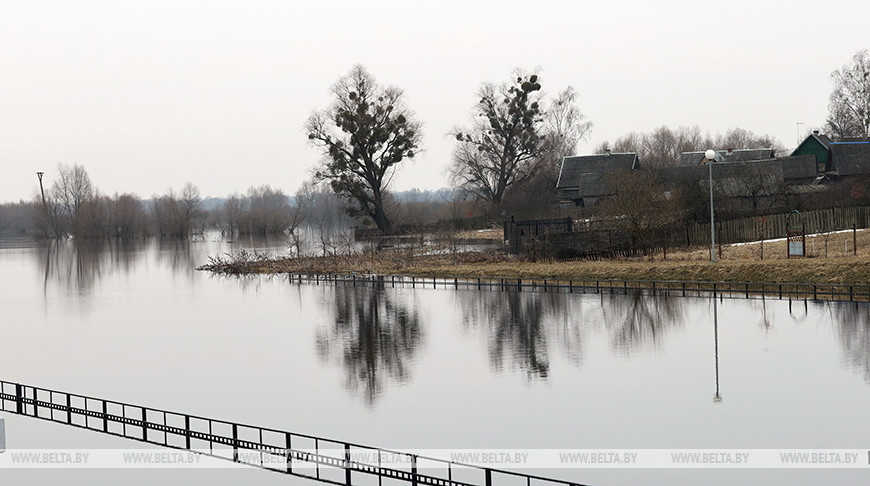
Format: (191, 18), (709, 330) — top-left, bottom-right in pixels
(659, 157), (816, 194)
(679, 148), (775, 166)
(830, 142), (870, 176)
(779, 155), (818, 180)
(556, 153), (638, 192)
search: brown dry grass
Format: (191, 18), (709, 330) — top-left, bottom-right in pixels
(200, 229), (870, 285)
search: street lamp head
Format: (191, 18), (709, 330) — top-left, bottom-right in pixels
(704, 149), (716, 161)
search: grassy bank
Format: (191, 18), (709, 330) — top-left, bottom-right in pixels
(201, 237), (870, 285)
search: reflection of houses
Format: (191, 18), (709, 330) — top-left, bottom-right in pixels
(555, 151), (639, 206)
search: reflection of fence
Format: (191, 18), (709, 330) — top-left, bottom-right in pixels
(505, 206), (870, 257)
(0, 380), (587, 486)
(286, 273), (870, 303)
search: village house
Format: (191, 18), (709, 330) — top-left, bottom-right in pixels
(555, 150), (638, 207)
(791, 130), (833, 173)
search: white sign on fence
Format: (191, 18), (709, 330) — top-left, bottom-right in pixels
(789, 240), (804, 256)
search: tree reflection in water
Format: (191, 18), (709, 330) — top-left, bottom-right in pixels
(456, 290), (573, 381)
(316, 285), (423, 404)
(600, 292), (685, 356)
(828, 302), (870, 382)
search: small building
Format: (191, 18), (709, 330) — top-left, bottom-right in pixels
(791, 130), (833, 173)
(555, 151), (639, 207)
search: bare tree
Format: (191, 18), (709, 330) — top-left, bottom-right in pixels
(306, 65), (422, 233)
(108, 193), (148, 238)
(152, 182), (203, 237)
(449, 72), (546, 204)
(714, 127), (786, 155)
(539, 86), (593, 175)
(597, 169), (683, 250)
(450, 72), (591, 208)
(597, 125), (785, 167)
(827, 49), (870, 140)
(49, 163), (94, 237)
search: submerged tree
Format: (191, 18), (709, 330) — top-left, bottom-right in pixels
(152, 182), (203, 237)
(305, 65), (422, 233)
(827, 49), (870, 140)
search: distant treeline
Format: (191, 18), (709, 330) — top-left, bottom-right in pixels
(1, 163), (483, 241)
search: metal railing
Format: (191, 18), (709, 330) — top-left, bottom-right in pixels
(0, 380), (587, 486)
(286, 272), (870, 303)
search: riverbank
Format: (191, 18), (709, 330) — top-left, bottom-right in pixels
(200, 244), (870, 285)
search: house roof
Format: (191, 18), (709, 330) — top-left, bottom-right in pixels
(678, 148), (775, 166)
(779, 155), (819, 180)
(790, 132), (833, 157)
(658, 157), (816, 192)
(556, 152), (638, 191)
(829, 142), (870, 176)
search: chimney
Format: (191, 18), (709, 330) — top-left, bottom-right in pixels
(813, 130), (820, 135)
(604, 148), (611, 156)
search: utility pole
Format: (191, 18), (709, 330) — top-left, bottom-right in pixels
(36, 171), (46, 207)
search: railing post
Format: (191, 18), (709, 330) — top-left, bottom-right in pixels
(485, 468), (493, 486)
(411, 455), (418, 486)
(142, 407), (148, 441)
(185, 415), (191, 450)
(66, 393), (72, 424)
(102, 400), (108, 432)
(345, 443), (352, 486)
(232, 423), (239, 462)
(15, 383), (23, 414)
(292, 432), (293, 474)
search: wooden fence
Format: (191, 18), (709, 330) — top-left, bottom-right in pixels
(507, 206), (870, 258)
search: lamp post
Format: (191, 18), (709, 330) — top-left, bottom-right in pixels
(705, 149), (716, 263)
(36, 172), (46, 207)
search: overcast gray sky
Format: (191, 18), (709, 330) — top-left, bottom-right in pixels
(2, 0), (868, 203)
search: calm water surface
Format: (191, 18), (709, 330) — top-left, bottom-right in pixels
(1, 235), (868, 485)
